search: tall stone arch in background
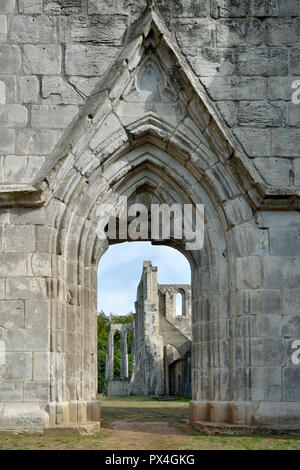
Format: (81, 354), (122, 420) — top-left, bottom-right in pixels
(0, 3), (299, 434)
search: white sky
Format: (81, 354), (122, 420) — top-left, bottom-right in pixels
(97, 242), (191, 315)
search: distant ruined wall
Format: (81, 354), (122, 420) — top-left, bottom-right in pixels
(129, 261), (192, 397)
(105, 261), (192, 397)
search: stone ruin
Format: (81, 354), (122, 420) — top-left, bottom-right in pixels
(105, 261), (192, 398)
(0, 0), (299, 434)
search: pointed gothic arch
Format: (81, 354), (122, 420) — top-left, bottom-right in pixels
(23, 8), (266, 430)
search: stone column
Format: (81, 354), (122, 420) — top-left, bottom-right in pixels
(163, 346), (169, 395)
(105, 328), (114, 380)
(120, 331), (128, 378)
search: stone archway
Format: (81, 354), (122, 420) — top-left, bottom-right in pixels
(0, 5), (299, 434)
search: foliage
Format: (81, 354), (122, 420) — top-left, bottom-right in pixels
(97, 311), (134, 393)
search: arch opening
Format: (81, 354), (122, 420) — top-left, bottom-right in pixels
(98, 241), (192, 397)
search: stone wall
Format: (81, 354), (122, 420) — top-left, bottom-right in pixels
(0, 0), (299, 186)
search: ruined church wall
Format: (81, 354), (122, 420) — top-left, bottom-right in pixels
(158, 284), (192, 340)
(0, 0), (299, 186)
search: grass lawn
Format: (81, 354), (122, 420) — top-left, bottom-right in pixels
(0, 396), (299, 450)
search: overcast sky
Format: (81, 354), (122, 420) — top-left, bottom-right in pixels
(97, 242), (191, 316)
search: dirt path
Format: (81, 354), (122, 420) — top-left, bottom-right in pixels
(105, 419), (192, 450)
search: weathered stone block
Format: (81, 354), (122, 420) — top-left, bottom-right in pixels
(216, 19), (262, 47)
(295, 158), (300, 187)
(237, 101), (286, 128)
(211, 0), (250, 18)
(236, 47), (288, 77)
(66, 15), (127, 45)
(0, 300), (24, 328)
(0, 45), (21, 74)
(236, 256), (262, 289)
(23, 44), (61, 75)
(0, 104), (28, 128)
(216, 101), (237, 127)
(284, 368), (300, 401)
(233, 128), (271, 157)
(282, 289), (300, 316)
(201, 77), (267, 100)
(25, 300), (50, 330)
(65, 44), (120, 76)
(16, 129), (63, 155)
(265, 19), (298, 46)
(268, 77), (299, 101)
(88, 0), (128, 15)
(173, 0), (209, 17)
(251, 338), (285, 367)
(0, 253), (27, 276)
(19, 76), (39, 104)
(232, 224), (268, 257)
(0, 0), (15, 12)
(18, 0), (42, 14)
(0, 381), (23, 401)
(0, 129), (15, 153)
(4, 155), (45, 184)
(287, 103), (300, 127)
(176, 19), (215, 47)
(26, 254), (52, 278)
(252, 0), (278, 16)
(0, 76), (16, 103)
(45, 0), (83, 15)
(68, 76), (98, 98)
(0, 279), (4, 299)
(277, 0), (300, 16)
(263, 256), (300, 289)
(42, 77), (84, 104)
(0, 402), (48, 431)
(257, 211), (300, 231)
(0, 15), (7, 42)
(2, 352), (32, 380)
(253, 315), (282, 338)
(6, 329), (49, 352)
(0, 80), (6, 103)
(33, 352), (49, 381)
(186, 47), (236, 77)
(282, 316), (300, 338)
(10, 15), (57, 43)
(270, 229), (300, 256)
(235, 289), (281, 316)
(24, 382), (49, 402)
(272, 129), (300, 157)
(31, 105), (78, 128)
(6, 278), (48, 300)
(4, 226), (35, 253)
(290, 47), (300, 76)
(35, 226), (55, 253)
(253, 158), (291, 187)
(10, 207), (47, 226)
(251, 367), (282, 401)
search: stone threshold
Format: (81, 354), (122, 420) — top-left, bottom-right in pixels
(194, 420), (300, 436)
(44, 421), (101, 436)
